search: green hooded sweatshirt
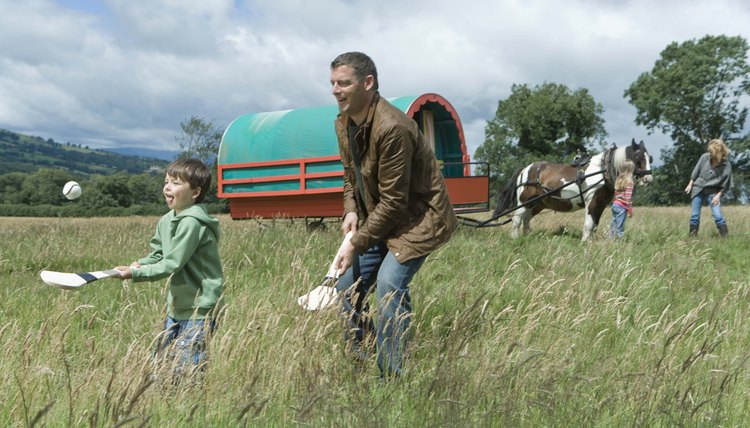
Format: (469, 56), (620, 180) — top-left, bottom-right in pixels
(131, 204), (223, 320)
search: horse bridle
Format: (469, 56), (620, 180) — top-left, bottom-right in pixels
(625, 144), (653, 178)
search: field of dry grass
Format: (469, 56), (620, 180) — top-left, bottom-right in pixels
(1, 205), (748, 426)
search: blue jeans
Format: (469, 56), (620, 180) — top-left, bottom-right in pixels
(690, 191), (726, 227)
(609, 204), (627, 239)
(335, 241), (426, 377)
(157, 317), (215, 367)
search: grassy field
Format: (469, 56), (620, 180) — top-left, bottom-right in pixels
(1, 205), (749, 426)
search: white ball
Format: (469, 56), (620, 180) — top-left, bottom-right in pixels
(63, 181), (82, 200)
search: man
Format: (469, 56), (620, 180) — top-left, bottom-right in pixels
(330, 52), (458, 378)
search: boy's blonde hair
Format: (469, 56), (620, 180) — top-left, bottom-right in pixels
(166, 158), (212, 203)
(615, 160), (634, 192)
(707, 138), (729, 165)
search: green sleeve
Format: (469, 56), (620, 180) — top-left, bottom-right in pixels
(132, 217), (202, 282)
(137, 227), (164, 266)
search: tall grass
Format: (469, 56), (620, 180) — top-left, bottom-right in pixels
(1, 206), (749, 426)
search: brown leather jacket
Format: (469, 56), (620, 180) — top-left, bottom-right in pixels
(335, 94), (458, 263)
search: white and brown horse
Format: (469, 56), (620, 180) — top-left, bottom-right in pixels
(493, 139), (653, 240)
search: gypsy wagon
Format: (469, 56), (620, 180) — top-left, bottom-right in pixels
(217, 93), (488, 219)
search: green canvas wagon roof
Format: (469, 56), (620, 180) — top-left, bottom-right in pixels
(218, 93), (468, 167)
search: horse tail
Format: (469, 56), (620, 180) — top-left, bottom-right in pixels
(493, 166), (524, 217)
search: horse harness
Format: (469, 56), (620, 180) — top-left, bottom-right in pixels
(457, 143), (650, 229)
(517, 147), (616, 207)
(602, 146), (617, 186)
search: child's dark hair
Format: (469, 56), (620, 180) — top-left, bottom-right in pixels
(166, 158), (212, 203)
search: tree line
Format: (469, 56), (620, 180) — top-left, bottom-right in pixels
(0, 168), (164, 217)
(0, 117), (226, 217)
(0, 168), (223, 217)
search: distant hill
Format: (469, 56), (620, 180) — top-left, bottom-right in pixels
(0, 128), (170, 175)
(103, 146), (179, 162)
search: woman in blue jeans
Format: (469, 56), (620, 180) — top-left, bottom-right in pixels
(684, 139), (732, 237)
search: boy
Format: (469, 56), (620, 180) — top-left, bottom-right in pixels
(115, 158), (223, 370)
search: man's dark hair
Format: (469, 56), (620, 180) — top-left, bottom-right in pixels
(331, 52), (379, 91)
(166, 158), (212, 203)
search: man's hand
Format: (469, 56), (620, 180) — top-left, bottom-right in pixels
(342, 211), (358, 234)
(334, 213), (359, 276)
(332, 236), (355, 277)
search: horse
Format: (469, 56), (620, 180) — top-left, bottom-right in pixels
(493, 139), (653, 241)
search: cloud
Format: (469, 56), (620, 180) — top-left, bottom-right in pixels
(0, 0), (749, 163)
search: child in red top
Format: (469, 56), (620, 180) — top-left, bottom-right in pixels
(609, 160), (635, 239)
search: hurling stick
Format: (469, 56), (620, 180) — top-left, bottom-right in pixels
(40, 269), (121, 290)
(297, 232), (353, 311)
(297, 280), (338, 311)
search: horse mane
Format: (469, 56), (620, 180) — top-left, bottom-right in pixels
(493, 167), (523, 216)
(591, 146), (622, 187)
(611, 147), (627, 172)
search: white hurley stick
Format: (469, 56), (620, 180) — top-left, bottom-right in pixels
(41, 269), (121, 290)
(297, 231), (353, 311)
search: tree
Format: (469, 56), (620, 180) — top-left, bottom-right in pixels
(176, 116), (223, 168)
(0, 172), (27, 204)
(20, 168), (76, 205)
(475, 82), (608, 197)
(175, 116), (227, 208)
(81, 173), (133, 209)
(127, 172), (164, 206)
(624, 35), (750, 203)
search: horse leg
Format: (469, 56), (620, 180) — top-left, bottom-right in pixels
(582, 195), (609, 241)
(511, 207), (532, 238)
(581, 212), (596, 241)
(511, 209), (523, 239)
(523, 211), (532, 236)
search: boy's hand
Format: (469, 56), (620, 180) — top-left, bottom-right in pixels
(114, 266), (132, 279)
(114, 262), (139, 279)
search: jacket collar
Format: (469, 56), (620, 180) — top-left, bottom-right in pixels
(342, 92), (380, 157)
(338, 92), (380, 132)
(361, 91), (380, 129)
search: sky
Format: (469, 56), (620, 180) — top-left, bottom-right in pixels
(1, 0), (749, 165)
